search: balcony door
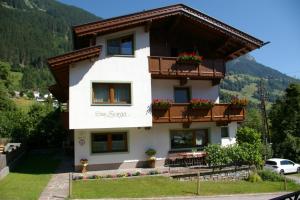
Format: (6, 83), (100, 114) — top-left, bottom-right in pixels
(174, 87), (190, 103)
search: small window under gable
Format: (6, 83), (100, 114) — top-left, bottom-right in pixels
(107, 35), (134, 56)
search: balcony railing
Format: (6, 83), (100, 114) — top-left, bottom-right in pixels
(148, 56), (225, 79)
(152, 103), (245, 123)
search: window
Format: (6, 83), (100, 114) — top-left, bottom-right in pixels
(221, 127), (229, 138)
(107, 35), (134, 55)
(91, 132), (128, 153)
(174, 87), (190, 103)
(92, 83), (131, 105)
(266, 161), (277, 166)
(281, 160), (294, 165)
(170, 129), (208, 150)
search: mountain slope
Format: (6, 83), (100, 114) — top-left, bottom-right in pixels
(0, 0), (298, 100)
(0, 0), (100, 68)
(221, 55), (300, 103)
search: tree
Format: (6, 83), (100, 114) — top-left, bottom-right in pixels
(236, 127), (263, 168)
(236, 127), (261, 146)
(242, 108), (263, 133)
(269, 83), (300, 162)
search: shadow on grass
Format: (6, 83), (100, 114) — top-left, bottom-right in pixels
(10, 149), (63, 175)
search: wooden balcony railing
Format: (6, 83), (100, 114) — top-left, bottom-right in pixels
(148, 56), (225, 79)
(152, 104), (245, 123)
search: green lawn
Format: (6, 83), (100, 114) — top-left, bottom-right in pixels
(71, 176), (299, 199)
(0, 150), (61, 200)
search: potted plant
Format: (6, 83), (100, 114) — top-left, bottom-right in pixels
(80, 158), (88, 175)
(176, 52), (204, 65)
(152, 99), (172, 110)
(145, 148), (157, 168)
(230, 96), (248, 108)
(189, 98), (214, 110)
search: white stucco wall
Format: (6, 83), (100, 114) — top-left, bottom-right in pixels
(74, 122), (237, 167)
(152, 79), (219, 103)
(69, 27), (152, 129)
(221, 122), (238, 146)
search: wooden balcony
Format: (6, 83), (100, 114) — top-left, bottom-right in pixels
(148, 56), (225, 80)
(152, 104), (245, 123)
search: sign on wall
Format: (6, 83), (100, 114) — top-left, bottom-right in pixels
(95, 111), (129, 118)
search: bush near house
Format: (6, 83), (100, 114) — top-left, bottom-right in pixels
(0, 62), (67, 148)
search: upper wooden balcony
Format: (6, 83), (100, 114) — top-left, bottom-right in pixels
(152, 103), (245, 123)
(148, 56), (225, 80)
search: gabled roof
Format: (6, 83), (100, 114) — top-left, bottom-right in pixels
(47, 45), (102, 102)
(73, 4), (264, 48)
(48, 45), (102, 69)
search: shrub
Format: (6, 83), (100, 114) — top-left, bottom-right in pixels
(205, 144), (230, 172)
(247, 172), (262, 182)
(148, 170), (159, 175)
(257, 169), (284, 182)
(132, 171), (141, 176)
(226, 145), (247, 170)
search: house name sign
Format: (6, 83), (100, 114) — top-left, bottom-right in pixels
(95, 111), (128, 118)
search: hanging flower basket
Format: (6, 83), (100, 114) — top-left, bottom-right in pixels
(176, 52), (203, 65)
(152, 99), (172, 110)
(230, 96), (248, 109)
(189, 98), (214, 110)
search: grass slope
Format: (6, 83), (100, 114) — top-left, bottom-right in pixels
(0, 150), (61, 200)
(71, 176), (299, 199)
(12, 97), (35, 112)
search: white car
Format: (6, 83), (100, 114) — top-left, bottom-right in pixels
(264, 158), (300, 175)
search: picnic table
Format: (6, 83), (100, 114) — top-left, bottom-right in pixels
(167, 151), (207, 167)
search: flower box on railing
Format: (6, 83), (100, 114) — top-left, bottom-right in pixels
(152, 99), (172, 110)
(230, 96), (248, 109)
(176, 52), (203, 66)
(189, 98), (214, 110)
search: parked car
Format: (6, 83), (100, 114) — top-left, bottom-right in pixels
(264, 158), (300, 175)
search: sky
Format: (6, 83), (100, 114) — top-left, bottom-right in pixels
(59, 0), (300, 77)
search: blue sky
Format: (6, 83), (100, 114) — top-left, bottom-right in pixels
(59, 0), (300, 77)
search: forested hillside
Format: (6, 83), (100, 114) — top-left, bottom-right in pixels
(0, 0), (299, 101)
(0, 0), (100, 93)
(221, 55), (300, 104)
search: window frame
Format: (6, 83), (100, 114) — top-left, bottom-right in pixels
(106, 34), (135, 56)
(221, 126), (229, 138)
(91, 132), (128, 154)
(91, 82), (132, 106)
(173, 87), (191, 103)
(169, 129), (209, 151)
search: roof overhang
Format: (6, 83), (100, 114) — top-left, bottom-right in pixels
(47, 45), (102, 102)
(73, 4), (264, 49)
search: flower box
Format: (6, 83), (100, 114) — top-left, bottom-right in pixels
(230, 96), (248, 109)
(152, 99), (172, 110)
(189, 98), (214, 110)
(176, 52), (203, 65)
